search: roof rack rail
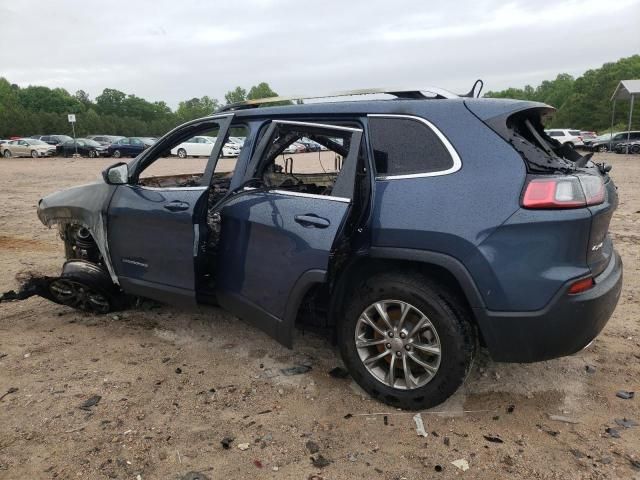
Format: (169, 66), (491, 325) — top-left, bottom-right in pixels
(216, 86), (459, 112)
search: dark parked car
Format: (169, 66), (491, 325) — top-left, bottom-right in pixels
(36, 89), (623, 409)
(590, 131), (640, 152)
(86, 135), (125, 146)
(32, 134), (74, 146)
(614, 141), (640, 154)
(56, 138), (110, 158)
(107, 137), (155, 158)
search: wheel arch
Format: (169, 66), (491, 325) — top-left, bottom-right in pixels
(327, 248), (487, 338)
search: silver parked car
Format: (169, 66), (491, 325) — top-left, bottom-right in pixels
(1, 138), (57, 158)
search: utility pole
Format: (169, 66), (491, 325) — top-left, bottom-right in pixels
(68, 114), (78, 155)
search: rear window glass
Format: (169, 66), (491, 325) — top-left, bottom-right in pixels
(369, 117), (453, 176)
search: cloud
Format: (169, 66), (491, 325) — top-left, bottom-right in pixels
(1, 0), (638, 107)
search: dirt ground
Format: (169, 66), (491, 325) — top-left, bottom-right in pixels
(0, 153), (638, 480)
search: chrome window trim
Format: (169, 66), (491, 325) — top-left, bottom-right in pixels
(135, 185), (208, 192)
(367, 114), (462, 180)
(273, 119), (363, 133)
(243, 186), (350, 203)
(272, 189), (351, 203)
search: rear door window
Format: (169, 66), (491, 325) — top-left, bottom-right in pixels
(368, 116), (455, 177)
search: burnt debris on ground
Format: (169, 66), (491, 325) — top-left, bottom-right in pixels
(0, 272), (58, 304)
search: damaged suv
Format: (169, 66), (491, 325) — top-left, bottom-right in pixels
(34, 87), (623, 409)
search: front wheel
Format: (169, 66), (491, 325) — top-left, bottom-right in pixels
(177, 148), (187, 159)
(112, 149), (121, 158)
(338, 272), (476, 410)
(31, 150), (39, 158)
(598, 145), (608, 152)
(631, 144), (640, 154)
(89, 149), (96, 158)
(3, 149), (11, 158)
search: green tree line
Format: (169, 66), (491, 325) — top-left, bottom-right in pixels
(485, 55), (640, 132)
(2, 55), (638, 138)
(0, 80), (283, 138)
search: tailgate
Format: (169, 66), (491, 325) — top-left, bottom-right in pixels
(587, 174), (618, 276)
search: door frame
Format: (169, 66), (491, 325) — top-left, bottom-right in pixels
(105, 114), (235, 305)
(215, 119), (366, 346)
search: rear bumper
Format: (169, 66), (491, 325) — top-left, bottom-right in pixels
(475, 251), (623, 362)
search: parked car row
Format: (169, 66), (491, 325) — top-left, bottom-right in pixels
(1, 138), (57, 158)
(544, 128), (640, 153)
(589, 131), (640, 152)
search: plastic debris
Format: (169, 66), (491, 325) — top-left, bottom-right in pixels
(237, 443), (250, 451)
(614, 418), (638, 428)
(413, 413), (428, 437)
(451, 459), (469, 471)
(605, 427), (620, 438)
(548, 414), (580, 424)
(310, 454), (331, 468)
(483, 434), (504, 443)
(79, 395), (101, 410)
(280, 365), (311, 376)
(616, 390), (635, 400)
(221, 436), (234, 449)
(0, 387), (18, 401)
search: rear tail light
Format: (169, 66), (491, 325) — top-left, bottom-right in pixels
(568, 277), (594, 295)
(522, 175), (605, 209)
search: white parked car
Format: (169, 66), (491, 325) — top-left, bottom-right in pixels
(171, 136), (240, 158)
(544, 129), (584, 147)
(2, 138), (57, 158)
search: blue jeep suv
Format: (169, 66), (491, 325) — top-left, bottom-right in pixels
(36, 88), (623, 409)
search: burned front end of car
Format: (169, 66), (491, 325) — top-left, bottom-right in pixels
(1, 182), (128, 312)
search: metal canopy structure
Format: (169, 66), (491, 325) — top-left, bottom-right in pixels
(609, 79), (640, 153)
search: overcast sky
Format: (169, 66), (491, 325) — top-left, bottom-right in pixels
(1, 0), (639, 108)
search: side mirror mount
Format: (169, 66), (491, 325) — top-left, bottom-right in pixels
(102, 162), (129, 185)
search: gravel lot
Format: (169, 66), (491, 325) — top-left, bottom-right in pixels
(0, 153), (639, 479)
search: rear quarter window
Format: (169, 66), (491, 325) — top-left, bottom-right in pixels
(368, 116), (454, 177)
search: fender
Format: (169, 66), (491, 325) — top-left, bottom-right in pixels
(37, 181), (119, 283)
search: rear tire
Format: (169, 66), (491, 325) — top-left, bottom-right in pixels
(3, 149), (11, 158)
(598, 145), (608, 152)
(177, 148), (187, 159)
(338, 271), (476, 410)
(113, 149), (121, 158)
(631, 144), (640, 154)
(89, 149), (96, 158)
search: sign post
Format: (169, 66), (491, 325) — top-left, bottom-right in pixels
(67, 114), (77, 155)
